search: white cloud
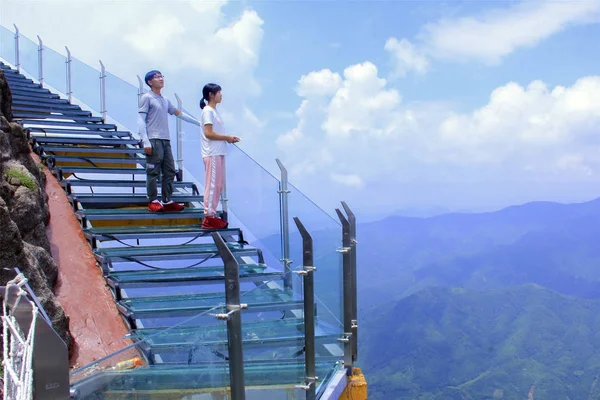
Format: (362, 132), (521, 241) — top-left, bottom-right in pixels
(297, 69), (342, 98)
(386, 0), (600, 77)
(330, 173), (364, 188)
(421, 0), (600, 64)
(0, 0), (265, 164)
(0, 0), (263, 96)
(557, 154), (593, 176)
(322, 62), (401, 138)
(189, 0), (227, 14)
(439, 77), (600, 156)
(384, 38), (429, 77)
(277, 63), (600, 210)
(125, 15), (185, 54)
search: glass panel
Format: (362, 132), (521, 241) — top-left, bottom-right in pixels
(18, 32), (38, 80)
(71, 57), (100, 113)
(70, 304), (229, 399)
(238, 270), (305, 393)
(105, 71), (138, 132)
(42, 44), (67, 94)
(223, 146), (283, 261)
(288, 183), (343, 329)
(0, 25), (16, 66)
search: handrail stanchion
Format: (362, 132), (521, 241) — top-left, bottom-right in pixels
(293, 217), (317, 400)
(65, 47), (72, 103)
(276, 159), (292, 290)
(212, 232), (246, 400)
(13, 25), (20, 73)
(36, 35), (44, 87)
(174, 93), (183, 182)
(341, 201), (358, 362)
(336, 208), (354, 375)
(99, 60), (107, 122)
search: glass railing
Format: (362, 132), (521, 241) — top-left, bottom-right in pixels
(69, 304), (230, 398)
(105, 71), (139, 131)
(70, 57), (101, 113)
(0, 24), (348, 398)
(18, 32), (38, 81)
(42, 44), (67, 95)
(0, 25), (16, 66)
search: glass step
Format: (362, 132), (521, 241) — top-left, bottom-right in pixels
(107, 263), (267, 286)
(5, 78), (37, 86)
(12, 102), (83, 111)
(12, 97), (70, 105)
(71, 194), (203, 207)
(133, 319), (339, 357)
(118, 287), (295, 317)
(10, 86), (54, 94)
(13, 112), (105, 123)
(78, 207), (215, 222)
(30, 127), (131, 137)
(95, 242), (251, 259)
(40, 145), (143, 154)
(130, 317), (304, 342)
(71, 360), (341, 398)
(84, 225), (242, 245)
(145, 334), (339, 359)
(32, 136), (138, 146)
(12, 96), (68, 105)
(63, 179), (194, 189)
(56, 166), (146, 176)
(11, 90), (58, 99)
(21, 118), (116, 129)
(51, 156), (145, 166)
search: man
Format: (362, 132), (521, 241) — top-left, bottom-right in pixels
(138, 69), (200, 212)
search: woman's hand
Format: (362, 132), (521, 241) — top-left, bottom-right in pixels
(227, 135), (241, 143)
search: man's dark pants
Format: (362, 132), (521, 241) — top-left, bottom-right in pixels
(146, 138), (176, 203)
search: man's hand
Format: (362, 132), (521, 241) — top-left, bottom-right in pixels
(227, 136), (241, 144)
(144, 147), (153, 156)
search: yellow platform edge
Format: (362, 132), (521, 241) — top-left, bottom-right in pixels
(339, 367), (368, 400)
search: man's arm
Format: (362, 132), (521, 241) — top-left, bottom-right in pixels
(174, 109), (201, 126)
(138, 95), (152, 155)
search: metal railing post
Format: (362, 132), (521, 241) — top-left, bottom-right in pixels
(36, 35), (44, 87)
(276, 159), (292, 290)
(136, 74), (145, 105)
(212, 232), (246, 400)
(221, 158), (228, 222)
(99, 60), (107, 122)
(13, 24), (20, 73)
(293, 217), (317, 400)
(341, 201), (358, 362)
(174, 93), (184, 181)
(65, 47), (72, 103)
(335, 208), (354, 375)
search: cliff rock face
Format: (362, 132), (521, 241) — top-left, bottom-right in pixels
(0, 69), (71, 347)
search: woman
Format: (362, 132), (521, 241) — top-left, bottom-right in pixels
(199, 83), (240, 229)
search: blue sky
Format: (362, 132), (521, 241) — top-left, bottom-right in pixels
(2, 0), (600, 221)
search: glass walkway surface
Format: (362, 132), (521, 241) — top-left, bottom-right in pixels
(0, 23), (361, 400)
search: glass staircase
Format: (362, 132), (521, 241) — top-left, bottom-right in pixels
(0, 24), (359, 400)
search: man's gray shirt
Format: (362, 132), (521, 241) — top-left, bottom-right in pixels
(139, 91), (177, 146)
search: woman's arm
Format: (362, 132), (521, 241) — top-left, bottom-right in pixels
(204, 124), (240, 143)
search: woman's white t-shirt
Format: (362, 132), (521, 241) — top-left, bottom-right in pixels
(201, 105), (227, 158)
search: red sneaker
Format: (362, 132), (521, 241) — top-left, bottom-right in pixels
(201, 216), (229, 229)
(148, 201), (164, 212)
(163, 201), (185, 212)
(213, 217), (228, 229)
